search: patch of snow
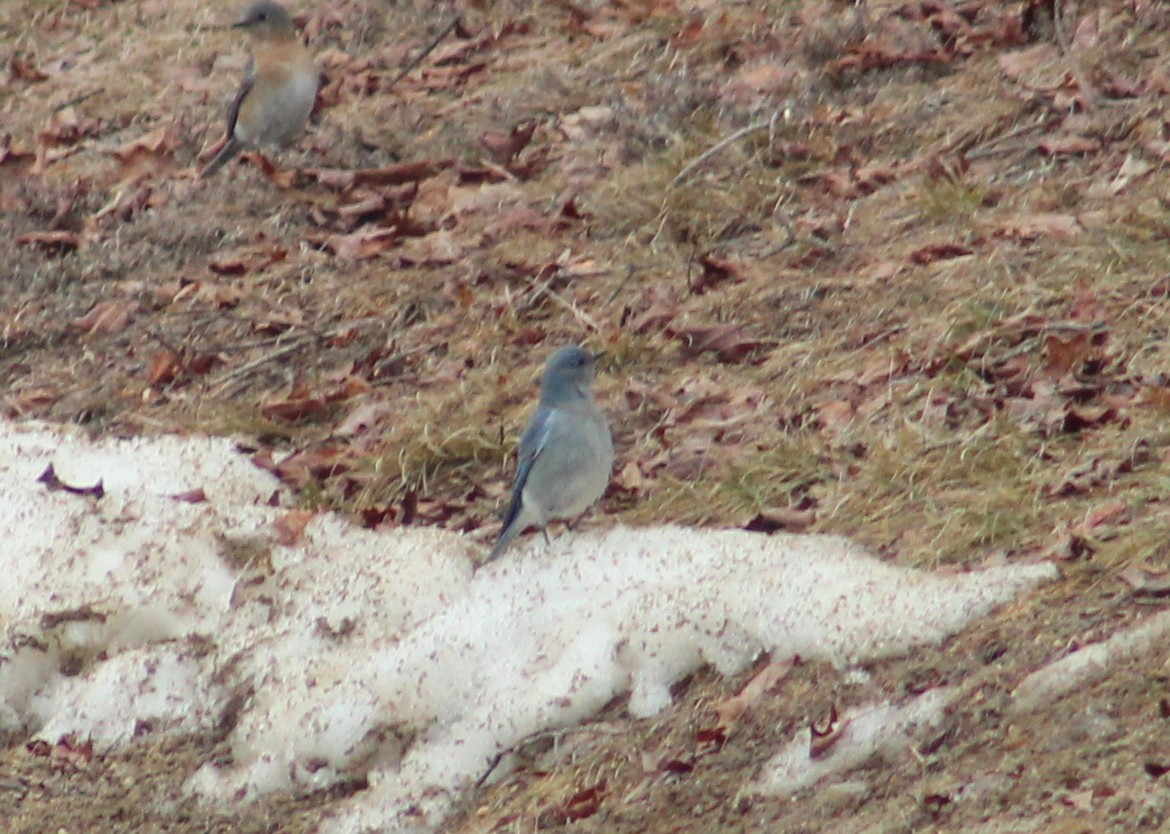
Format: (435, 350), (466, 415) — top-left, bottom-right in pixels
(752, 687), (959, 798)
(0, 421), (1058, 832)
(1009, 609), (1170, 714)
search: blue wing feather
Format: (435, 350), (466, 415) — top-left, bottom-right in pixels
(498, 407), (552, 533)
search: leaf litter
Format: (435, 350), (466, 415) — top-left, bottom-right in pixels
(4, 0), (1170, 832)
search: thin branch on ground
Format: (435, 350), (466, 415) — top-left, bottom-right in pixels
(669, 121), (771, 188)
(1053, 0), (1128, 109)
(524, 271), (606, 332)
(206, 319), (391, 396)
(384, 15), (462, 91)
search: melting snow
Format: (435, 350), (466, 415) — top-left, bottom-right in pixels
(0, 421), (1059, 832)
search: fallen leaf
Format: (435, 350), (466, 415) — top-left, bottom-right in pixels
(1036, 134), (1098, 156)
(10, 56), (49, 82)
(669, 323), (773, 363)
(1119, 564), (1170, 597)
(714, 656), (795, 729)
(479, 121), (537, 165)
(908, 243), (973, 265)
(147, 350), (183, 386)
(208, 244), (288, 276)
(742, 507), (816, 534)
(37, 464), (104, 498)
(273, 509), (316, 546)
(335, 399), (393, 437)
(996, 44), (1059, 83)
(809, 702), (843, 759)
(690, 253), (745, 294)
(995, 213), (1081, 242)
(16, 230), (80, 254)
(303, 159), (455, 190)
(71, 301), (132, 338)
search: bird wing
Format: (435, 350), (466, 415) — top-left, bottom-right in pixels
(498, 407), (555, 532)
(223, 56), (256, 139)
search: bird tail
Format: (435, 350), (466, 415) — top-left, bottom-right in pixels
(484, 490), (530, 564)
(484, 520), (521, 564)
(201, 136), (243, 178)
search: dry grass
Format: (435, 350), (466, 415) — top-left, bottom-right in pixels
(4, 0), (1170, 831)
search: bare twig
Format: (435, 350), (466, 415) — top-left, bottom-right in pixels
(1053, 0), (1128, 109)
(669, 121), (771, 188)
(526, 274), (605, 332)
(207, 319), (388, 396)
(54, 88), (104, 112)
(384, 15), (461, 91)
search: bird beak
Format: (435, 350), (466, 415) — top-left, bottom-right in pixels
(591, 350), (606, 364)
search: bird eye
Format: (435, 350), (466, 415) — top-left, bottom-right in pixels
(257, 11), (267, 20)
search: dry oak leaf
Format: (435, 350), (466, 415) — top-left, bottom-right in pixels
(1037, 134), (1099, 156)
(625, 286), (681, 335)
(714, 656), (795, 730)
(254, 447), (349, 488)
(303, 159), (454, 190)
(16, 230), (80, 254)
(1120, 563), (1170, 597)
(39, 106), (101, 147)
(0, 134), (35, 167)
(71, 301), (131, 338)
(395, 229), (465, 266)
(208, 244), (288, 276)
(479, 121), (536, 165)
(1040, 330), (1102, 379)
(9, 56), (49, 82)
(1139, 384), (1170, 414)
(690, 253), (747, 294)
(309, 227), (399, 261)
(996, 44), (1059, 83)
(994, 213), (1081, 242)
(743, 506), (816, 534)
(908, 243), (973, 265)
(669, 323), (773, 363)
(111, 125), (176, 163)
(147, 350), (183, 386)
(10, 386), (61, 412)
(612, 460), (648, 494)
(261, 375), (329, 422)
(1077, 501), (1130, 534)
(273, 509), (316, 546)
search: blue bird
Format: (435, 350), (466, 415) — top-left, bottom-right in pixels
(202, 1), (318, 178)
(486, 345), (614, 564)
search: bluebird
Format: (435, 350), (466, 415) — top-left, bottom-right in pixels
(486, 345), (614, 564)
(202, 1), (318, 178)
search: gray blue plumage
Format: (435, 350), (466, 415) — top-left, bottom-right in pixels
(486, 345), (613, 564)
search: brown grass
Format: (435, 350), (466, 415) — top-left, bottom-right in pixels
(3, 0), (1170, 832)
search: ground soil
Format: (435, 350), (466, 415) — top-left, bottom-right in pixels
(3, 0), (1170, 832)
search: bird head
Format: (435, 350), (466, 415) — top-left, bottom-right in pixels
(234, 1), (297, 40)
(539, 345), (601, 405)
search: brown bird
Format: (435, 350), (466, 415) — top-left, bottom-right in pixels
(202, 1), (318, 178)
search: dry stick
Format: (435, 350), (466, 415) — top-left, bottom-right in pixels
(669, 121), (770, 188)
(384, 15), (462, 91)
(1052, 0), (1128, 109)
(54, 88), (104, 112)
(207, 319), (386, 396)
(527, 273), (605, 332)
